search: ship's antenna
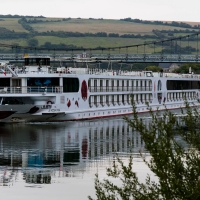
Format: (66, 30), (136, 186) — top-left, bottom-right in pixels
(73, 60), (76, 68)
(98, 62), (101, 70)
(107, 61), (110, 70)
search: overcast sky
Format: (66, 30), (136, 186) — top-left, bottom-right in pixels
(1, 0), (200, 22)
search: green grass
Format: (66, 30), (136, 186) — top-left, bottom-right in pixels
(0, 18), (27, 32)
(0, 37), (151, 53)
(36, 36), (151, 47)
(31, 18), (194, 35)
(36, 36), (161, 53)
(0, 36), (166, 54)
(0, 38), (27, 46)
(0, 35), (199, 54)
(0, 17), (197, 36)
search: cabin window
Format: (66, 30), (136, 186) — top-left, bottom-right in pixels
(117, 95), (119, 104)
(94, 96), (97, 106)
(100, 80), (103, 92)
(112, 80), (114, 91)
(136, 80), (138, 88)
(88, 79), (91, 90)
(122, 94), (124, 104)
(122, 80), (124, 87)
(63, 78), (79, 93)
(149, 80), (152, 90)
(158, 80), (162, 90)
(106, 95), (109, 105)
(100, 95), (103, 105)
(94, 80), (97, 92)
(112, 95), (115, 105)
(106, 80), (109, 91)
(127, 94), (130, 104)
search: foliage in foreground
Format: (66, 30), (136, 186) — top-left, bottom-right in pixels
(88, 100), (200, 200)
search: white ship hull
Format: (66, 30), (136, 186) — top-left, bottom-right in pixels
(0, 102), (198, 123)
(0, 56), (199, 123)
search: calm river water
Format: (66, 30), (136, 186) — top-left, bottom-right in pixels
(0, 117), (152, 200)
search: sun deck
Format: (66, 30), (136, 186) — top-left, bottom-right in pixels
(0, 64), (199, 79)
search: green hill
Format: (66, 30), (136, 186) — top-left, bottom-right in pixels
(0, 15), (199, 53)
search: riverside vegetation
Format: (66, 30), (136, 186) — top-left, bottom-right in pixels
(88, 99), (200, 200)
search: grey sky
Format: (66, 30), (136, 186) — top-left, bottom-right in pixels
(1, 0), (200, 22)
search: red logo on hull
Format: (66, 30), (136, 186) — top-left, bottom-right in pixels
(81, 80), (88, 101)
(67, 100), (71, 108)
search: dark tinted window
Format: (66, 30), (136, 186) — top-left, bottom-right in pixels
(25, 58), (50, 66)
(167, 80), (200, 90)
(0, 78), (10, 87)
(63, 78), (79, 92)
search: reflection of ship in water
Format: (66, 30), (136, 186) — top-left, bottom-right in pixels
(24, 169), (51, 184)
(0, 117), (145, 185)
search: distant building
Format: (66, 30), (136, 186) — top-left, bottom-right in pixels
(158, 63), (181, 72)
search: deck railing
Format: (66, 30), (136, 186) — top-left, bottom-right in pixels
(0, 86), (63, 94)
(1, 66), (200, 79)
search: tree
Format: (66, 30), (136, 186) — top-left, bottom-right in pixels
(145, 65), (163, 72)
(27, 38), (38, 47)
(131, 63), (159, 71)
(174, 63), (200, 74)
(88, 100), (200, 200)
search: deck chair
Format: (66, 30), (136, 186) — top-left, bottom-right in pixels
(0, 87), (7, 93)
(3, 87), (7, 93)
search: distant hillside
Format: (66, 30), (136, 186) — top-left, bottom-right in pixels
(0, 15), (199, 53)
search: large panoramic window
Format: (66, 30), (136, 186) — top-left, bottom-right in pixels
(167, 80), (200, 90)
(25, 58), (50, 66)
(27, 78), (59, 87)
(63, 78), (79, 92)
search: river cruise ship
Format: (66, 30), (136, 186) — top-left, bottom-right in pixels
(0, 55), (199, 123)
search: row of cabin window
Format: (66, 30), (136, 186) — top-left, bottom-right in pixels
(167, 92), (197, 99)
(89, 94), (153, 105)
(89, 86), (152, 92)
(88, 79), (152, 88)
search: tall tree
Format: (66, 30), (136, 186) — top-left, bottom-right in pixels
(88, 100), (200, 200)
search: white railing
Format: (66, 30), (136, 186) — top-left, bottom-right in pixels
(1, 65), (200, 79)
(0, 86), (63, 94)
